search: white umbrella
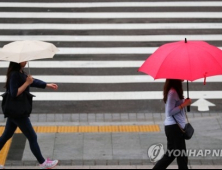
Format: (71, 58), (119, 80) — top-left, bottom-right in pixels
(0, 40), (59, 73)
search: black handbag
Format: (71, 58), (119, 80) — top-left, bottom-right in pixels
(173, 109), (194, 140)
(1, 91), (35, 118)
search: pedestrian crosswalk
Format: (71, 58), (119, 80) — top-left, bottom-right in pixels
(0, 0), (222, 114)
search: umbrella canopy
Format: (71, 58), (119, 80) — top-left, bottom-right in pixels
(139, 39), (222, 83)
(0, 40), (59, 63)
(139, 39), (222, 112)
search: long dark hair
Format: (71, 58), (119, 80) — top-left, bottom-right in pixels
(5, 62), (22, 89)
(163, 79), (184, 103)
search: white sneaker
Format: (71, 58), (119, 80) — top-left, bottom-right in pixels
(40, 158), (58, 169)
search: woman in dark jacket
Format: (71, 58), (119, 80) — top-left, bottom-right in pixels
(1, 62), (58, 169)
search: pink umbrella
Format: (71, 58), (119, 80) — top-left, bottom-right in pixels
(139, 39), (222, 111)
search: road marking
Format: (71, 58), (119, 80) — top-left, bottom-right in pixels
(1, 2), (222, 8)
(0, 61), (143, 68)
(0, 127), (12, 166)
(0, 12), (222, 19)
(37, 126), (58, 133)
(9, 125), (160, 133)
(54, 47), (159, 54)
(1, 23), (222, 30)
(0, 91), (222, 101)
(1, 75), (222, 84)
(1, 47), (222, 55)
(0, 124), (159, 165)
(0, 47), (156, 55)
(192, 99), (216, 111)
(0, 35), (221, 42)
(0, 140), (11, 166)
(1, 61), (222, 71)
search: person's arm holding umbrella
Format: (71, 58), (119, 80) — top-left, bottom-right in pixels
(9, 72), (33, 97)
(166, 91), (192, 117)
(180, 98), (192, 111)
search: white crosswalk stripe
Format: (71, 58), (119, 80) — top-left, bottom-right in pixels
(0, 75), (222, 84)
(0, 61), (144, 68)
(2, 23), (222, 30)
(0, 35), (222, 41)
(0, 48), (158, 55)
(0, 91), (222, 101)
(1, 2), (222, 8)
(0, 0), (222, 113)
(1, 12), (222, 19)
(1, 47), (222, 55)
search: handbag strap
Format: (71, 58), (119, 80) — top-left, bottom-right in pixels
(185, 109), (190, 123)
(172, 108), (189, 133)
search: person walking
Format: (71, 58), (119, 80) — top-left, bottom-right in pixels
(153, 79), (191, 169)
(1, 61), (59, 169)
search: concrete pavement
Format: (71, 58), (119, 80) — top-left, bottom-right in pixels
(5, 165), (222, 169)
(1, 113), (221, 169)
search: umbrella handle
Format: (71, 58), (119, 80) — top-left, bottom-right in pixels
(187, 104), (191, 112)
(204, 72), (207, 85)
(28, 62), (31, 75)
(187, 81), (191, 112)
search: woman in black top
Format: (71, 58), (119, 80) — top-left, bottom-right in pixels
(1, 62), (59, 169)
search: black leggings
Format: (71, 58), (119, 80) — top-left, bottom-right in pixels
(0, 117), (45, 164)
(153, 124), (188, 169)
